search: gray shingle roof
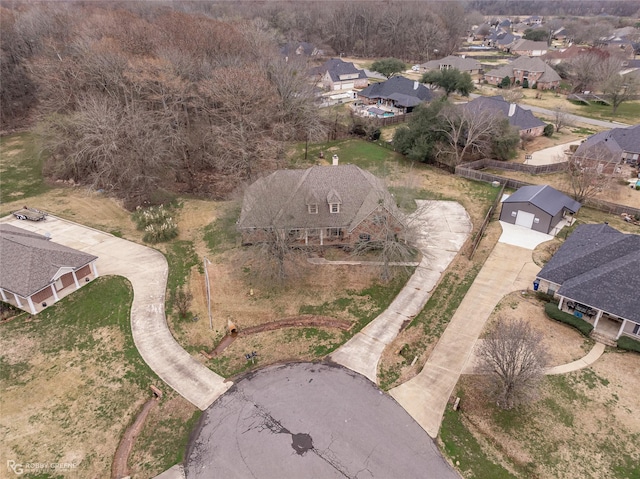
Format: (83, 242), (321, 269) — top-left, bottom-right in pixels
(314, 58), (367, 82)
(503, 184), (581, 216)
(574, 124), (640, 161)
(420, 55), (480, 72)
(485, 56), (561, 84)
(537, 224), (640, 323)
(358, 76), (433, 106)
(0, 224), (98, 297)
(238, 164), (401, 233)
(511, 39), (549, 53)
(464, 96), (546, 131)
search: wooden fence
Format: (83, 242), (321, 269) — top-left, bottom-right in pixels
(456, 159), (640, 219)
(372, 113), (413, 127)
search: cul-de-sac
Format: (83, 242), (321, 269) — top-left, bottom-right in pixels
(1, 1), (639, 478)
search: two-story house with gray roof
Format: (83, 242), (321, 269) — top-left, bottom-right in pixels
(464, 95), (546, 137)
(536, 224), (640, 343)
(484, 56), (561, 90)
(0, 224), (99, 314)
(313, 58), (369, 92)
(237, 163), (404, 247)
(419, 55), (481, 75)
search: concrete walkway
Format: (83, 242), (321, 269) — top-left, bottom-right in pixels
(1, 215), (230, 410)
(545, 342), (606, 375)
(329, 201), (472, 383)
(389, 223), (546, 438)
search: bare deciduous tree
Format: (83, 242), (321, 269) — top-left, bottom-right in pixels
(552, 106), (573, 133)
(478, 318), (549, 410)
(564, 153), (615, 203)
(174, 286), (193, 319)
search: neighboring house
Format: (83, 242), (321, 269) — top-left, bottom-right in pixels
(510, 39), (549, 57)
(357, 75), (434, 114)
(484, 56), (561, 90)
(464, 96), (546, 136)
(499, 184), (581, 234)
(312, 58), (368, 91)
(280, 41), (322, 58)
(419, 55), (481, 75)
(237, 163), (404, 247)
(0, 224), (99, 314)
(525, 15), (544, 25)
(536, 224), (640, 341)
(488, 31), (520, 50)
(573, 124), (640, 170)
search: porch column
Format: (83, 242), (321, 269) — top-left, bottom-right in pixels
(305, 230), (308, 245)
(27, 296), (37, 315)
(91, 261), (99, 278)
(557, 296), (564, 310)
(50, 284), (60, 301)
(72, 271), (80, 289)
(13, 293), (23, 308)
(616, 319), (627, 340)
(0, 288), (7, 301)
(593, 310), (603, 330)
(320, 229), (324, 246)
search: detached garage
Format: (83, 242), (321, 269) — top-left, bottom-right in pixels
(499, 185), (581, 235)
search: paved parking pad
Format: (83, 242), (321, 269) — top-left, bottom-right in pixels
(186, 363), (459, 479)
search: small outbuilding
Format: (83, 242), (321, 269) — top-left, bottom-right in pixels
(499, 185), (581, 235)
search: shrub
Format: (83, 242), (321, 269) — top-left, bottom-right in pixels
(132, 205), (179, 243)
(531, 82), (538, 89)
(544, 302), (593, 336)
(543, 124), (554, 137)
(617, 336), (640, 353)
(522, 78), (529, 89)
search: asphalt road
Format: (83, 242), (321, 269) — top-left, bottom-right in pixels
(185, 362), (460, 479)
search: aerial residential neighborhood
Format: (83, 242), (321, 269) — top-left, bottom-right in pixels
(0, 1), (639, 478)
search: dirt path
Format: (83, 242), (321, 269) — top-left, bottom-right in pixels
(111, 398), (157, 479)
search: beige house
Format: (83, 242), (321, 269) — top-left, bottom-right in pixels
(419, 55), (481, 75)
(0, 224), (99, 314)
(313, 58), (369, 91)
(510, 39), (549, 56)
(238, 164), (404, 247)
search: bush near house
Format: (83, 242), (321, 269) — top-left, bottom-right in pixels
(617, 336), (640, 353)
(543, 123), (554, 137)
(544, 302), (594, 336)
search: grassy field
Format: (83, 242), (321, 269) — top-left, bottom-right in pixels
(0, 132), (50, 204)
(0, 277), (196, 478)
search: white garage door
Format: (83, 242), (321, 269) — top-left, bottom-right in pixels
(515, 210), (535, 228)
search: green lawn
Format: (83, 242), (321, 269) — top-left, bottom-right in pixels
(569, 100), (640, 124)
(0, 276), (196, 478)
(0, 132), (50, 204)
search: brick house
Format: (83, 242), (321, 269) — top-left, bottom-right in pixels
(0, 224), (99, 314)
(464, 96), (546, 137)
(312, 58), (369, 91)
(573, 124), (640, 172)
(238, 164), (405, 247)
(484, 56), (561, 90)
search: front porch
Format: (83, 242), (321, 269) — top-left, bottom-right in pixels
(0, 263), (99, 315)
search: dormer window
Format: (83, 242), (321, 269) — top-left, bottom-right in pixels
(308, 204), (318, 214)
(330, 203), (340, 214)
(327, 188), (342, 215)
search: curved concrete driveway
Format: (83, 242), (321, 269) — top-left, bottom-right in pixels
(390, 222), (546, 438)
(1, 215), (230, 410)
(329, 201), (472, 383)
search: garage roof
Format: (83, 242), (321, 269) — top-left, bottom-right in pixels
(503, 185), (581, 216)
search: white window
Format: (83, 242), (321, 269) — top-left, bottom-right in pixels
(308, 204), (318, 214)
(633, 323), (640, 336)
(511, 211), (517, 217)
(330, 203), (340, 213)
(328, 228), (342, 237)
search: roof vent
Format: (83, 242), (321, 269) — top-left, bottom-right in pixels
(508, 103), (517, 117)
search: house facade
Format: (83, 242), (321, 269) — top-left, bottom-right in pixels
(536, 224), (640, 342)
(484, 56), (561, 90)
(357, 75), (434, 114)
(237, 164), (404, 247)
(573, 124), (640, 171)
(499, 185), (581, 234)
(313, 58), (369, 91)
(0, 224), (99, 314)
(419, 55), (481, 75)
(464, 95), (546, 137)
(510, 39), (548, 56)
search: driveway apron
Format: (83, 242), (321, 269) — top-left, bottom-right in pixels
(390, 241), (538, 438)
(329, 201), (472, 383)
(1, 215), (230, 410)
